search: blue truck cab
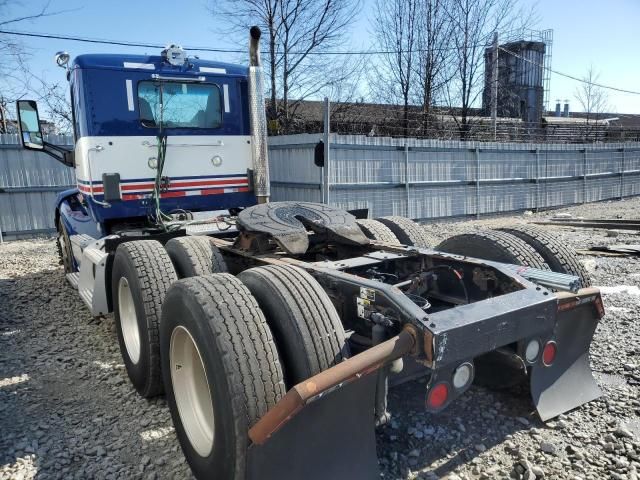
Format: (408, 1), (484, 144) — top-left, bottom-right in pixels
(41, 47), (259, 243)
(15, 39), (270, 314)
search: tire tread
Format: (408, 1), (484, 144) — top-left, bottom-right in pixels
(377, 216), (435, 248)
(166, 236), (227, 278)
(239, 265), (348, 385)
(356, 219), (400, 245)
(115, 240), (177, 397)
(162, 274), (285, 479)
(498, 225), (591, 287)
(436, 230), (549, 270)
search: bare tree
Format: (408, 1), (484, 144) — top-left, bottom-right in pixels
(212, 0), (361, 132)
(24, 72), (73, 134)
(574, 66), (610, 124)
(414, 0), (454, 133)
(444, 0), (536, 139)
(0, 1), (66, 132)
(370, 0), (420, 137)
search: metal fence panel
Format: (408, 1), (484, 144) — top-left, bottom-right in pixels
(0, 135), (75, 239)
(269, 134), (640, 221)
(331, 187), (408, 217)
(1, 131), (639, 240)
(0, 191), (62, 235)
(411, 184), (475, 219)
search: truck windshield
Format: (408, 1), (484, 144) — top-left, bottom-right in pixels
(137, 81), (222, 129)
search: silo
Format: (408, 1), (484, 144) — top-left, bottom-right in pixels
(483, 40), (546, 125)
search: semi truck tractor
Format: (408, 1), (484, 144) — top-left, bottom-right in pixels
(16, 26), (604, 480)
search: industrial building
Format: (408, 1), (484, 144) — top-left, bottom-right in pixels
(482, 32), (553, 126)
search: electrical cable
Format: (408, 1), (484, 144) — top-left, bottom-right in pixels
(426, 265), (470, 305)
(149, 81), (181, 232)
(4, 28), (638, 95)
(498, 45), (640, 96)
(0, 28), (488, 55)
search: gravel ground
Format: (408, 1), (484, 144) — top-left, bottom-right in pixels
(1, 198), (640, 480)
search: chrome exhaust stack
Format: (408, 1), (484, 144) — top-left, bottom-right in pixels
(248, 26), (270, 204)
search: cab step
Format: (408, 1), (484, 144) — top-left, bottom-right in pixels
(69, 234), (97, 268)
(66, 272), (80, 289)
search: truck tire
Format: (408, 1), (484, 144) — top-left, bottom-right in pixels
(435, 230), (549, 270)
(160, 274), (285, 480)
(356, 219), (400, 245)
(112, 240), (177, 398)
(497, 225), (592, 287)
(238, 264), (349, 387)
(165, 236), (228, 278)
(376, 216), (434, 248)
(57, 217), (74, 273)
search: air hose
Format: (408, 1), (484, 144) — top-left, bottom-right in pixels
(152, 132), (175, 230)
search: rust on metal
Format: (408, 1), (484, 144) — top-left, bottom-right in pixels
(555, 287), (604, 318)
(422, 328), (434, 365)
(248, 327), (417, 445)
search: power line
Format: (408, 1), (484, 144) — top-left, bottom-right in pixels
(498, 45), (640, 96)
(0, 28), (477, 55)
(0, 29), (236, 52)
(3, 28), (638, 96)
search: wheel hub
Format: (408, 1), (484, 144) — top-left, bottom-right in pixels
(170, 326), (215, 457)
(118, 277), (141, 364)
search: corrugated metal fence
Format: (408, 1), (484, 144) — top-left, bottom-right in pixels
(270, 133), (640, 219)
(0, 134), (74, 240)
(1, 133), (639, 240)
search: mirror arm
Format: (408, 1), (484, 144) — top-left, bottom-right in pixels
(40, 149), (65, 161)
(43, 141), (71, 153)
(41, 142), (74, 167)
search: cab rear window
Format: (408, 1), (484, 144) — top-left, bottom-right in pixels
(137, 81), (222, 129)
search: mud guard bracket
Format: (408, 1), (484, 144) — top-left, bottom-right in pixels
(246, 375), (379, 480)
(530, 300), (602, 421)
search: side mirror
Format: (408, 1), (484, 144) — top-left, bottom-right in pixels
(16, 100), (44, 150)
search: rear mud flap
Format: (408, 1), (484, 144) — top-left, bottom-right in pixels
(530, 302), (602, 421)
(246, 375), (379, 480)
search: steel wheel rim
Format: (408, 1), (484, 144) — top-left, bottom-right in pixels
(118, 277), (141, 364)
(170, 325), (215, 458)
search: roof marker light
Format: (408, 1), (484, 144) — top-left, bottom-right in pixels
(162, 44), (187, 66)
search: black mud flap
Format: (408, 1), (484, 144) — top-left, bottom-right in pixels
(530, 302), (602, 421)
(246, 375), (379, 480)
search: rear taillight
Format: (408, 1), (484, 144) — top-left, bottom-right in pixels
(542, 341), (557, 366)
(426, 382), (449, 410)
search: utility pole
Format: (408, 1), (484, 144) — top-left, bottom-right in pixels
(491, 31), (499, 141)
(322, 97), (331, 205)
(0, 97), (7, 134)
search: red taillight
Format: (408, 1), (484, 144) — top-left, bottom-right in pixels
(426, 382), (449, 409)
(542, 341), (557, 366)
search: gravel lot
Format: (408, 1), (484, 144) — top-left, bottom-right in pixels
(2, 198), (640, 480)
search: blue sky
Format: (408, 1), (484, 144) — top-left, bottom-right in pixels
(4, 0), (640, 114)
